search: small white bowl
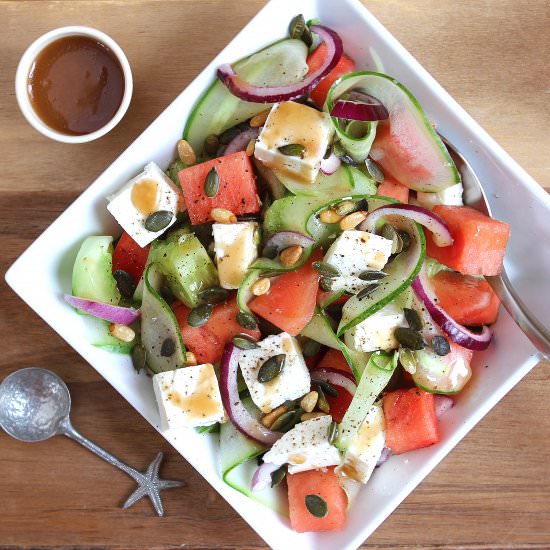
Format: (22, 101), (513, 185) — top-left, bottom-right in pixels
(15, 26), (133, 144)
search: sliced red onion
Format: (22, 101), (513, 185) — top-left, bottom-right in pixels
(217, 25), (343, 103)
(375, 446), (391, 467)
(309, 369), (357, 396)
(330, 99), (389, 122)
(220, 343), (281, 445)
(251, 461), (280, 492)
(64, 295), (140, 325)
(263, 231), (314, 258)
(224, 127), (260, 156)
(320, 152), (341, 175)
(359, 204), (454, 247)
(434, 395), (454, 419)
(412, 264), (492, 350)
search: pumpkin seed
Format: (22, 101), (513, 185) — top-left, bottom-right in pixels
(278, 143), (306, 157)
(404, 308), (423, 331)
(270, 465), (287, 488)
(334, 199), (366, 217)
(113, 269), (136, 298)
(144, 210), (173, 232)
(356, 284), (379, 300)
(160, 338), (175, 357)
(395, 327), (426, 350)
(358, 270), (387, 281)
(204, 166), (220, 198)
(288, 14), (312, 46)
(198, 286), (230, 304)
(237, 311), (258, 330)
(398, 230), (411, 252)
(319, 277), (334, 292)
(301, 25), (313, 47)
(316, 386), (330, 413)
(432, 335), (451, 356)
(328, 420), (338, 445)
(312, 261), (340, 278)
(365, 158), (385, 183)
(131, 344), (147, 374)
(399, 347), (418, 374)
(232, 334), (259, 350)
(301, 338), (321, 358)
(305, 494), (328, 518)
(204, 134), (219, 155)
(258, 354), (286, 383)
(269, 410), (296, 432)
(381, 223), (403, 254)
(187, 303), (214, 327)
(312, 379), (339, 397)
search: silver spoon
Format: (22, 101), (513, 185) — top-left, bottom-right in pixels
(440, 135), (550, 360)
(0, 367), (184, 515)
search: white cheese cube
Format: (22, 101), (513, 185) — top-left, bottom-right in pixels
(416, 182), (463, 210)
(330, 275), (368, 294)
(344, 300), (406, 352)
(239, 332), (310, 413)
(263, 415), (341, 474)
(107, 162), (179, 247)
(336, 405), (386, 484)
(212, 222), (258, 289)
(152, 363), (225, 430)
(324, 230), (393, 276)
(254, 101), (334, 184)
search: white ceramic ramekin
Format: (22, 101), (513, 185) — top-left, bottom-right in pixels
(15, 26), (133, 144)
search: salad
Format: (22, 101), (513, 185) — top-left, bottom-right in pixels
(65, 15), (511, 533)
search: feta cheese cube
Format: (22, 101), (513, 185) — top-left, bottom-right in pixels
(152, 363), (225, 430)
(416, 182), (463, 210)
(324, 230), (393, 276)
(239, 332), (310, 413)
(263, 415), (341, 474)
(107, 162), (179, 247)
(336, 405), (385, 483)
(212, 222), (258, 289)
(344, 300), (406, 352)
(254, 101), (334, 184)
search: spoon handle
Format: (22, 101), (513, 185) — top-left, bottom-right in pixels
(487, 270), (550, 361)
(58, 417), (141, 480)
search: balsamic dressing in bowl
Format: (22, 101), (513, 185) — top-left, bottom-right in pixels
(27, 35), (125, 136)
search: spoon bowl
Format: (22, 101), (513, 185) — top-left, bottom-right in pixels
(0, 367), (71, 442)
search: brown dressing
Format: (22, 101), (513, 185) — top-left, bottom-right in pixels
(28, 35), (125, 135)
(131, 179), (160, 216)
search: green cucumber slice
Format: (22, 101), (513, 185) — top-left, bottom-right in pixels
(141, 264), (186, 373)
(85, 317), (134, 354)
(347, 166), (377, 195)
(300, 309), (370, 381)
(326, 72), (460, 192)
(220, 400), (287, 515)
(335, 350), (398, 452)
(183, 39), (308, 155)
(337, 214), (426, 336)
(236, 269), (261, 314)
(72, 236), (120, 305)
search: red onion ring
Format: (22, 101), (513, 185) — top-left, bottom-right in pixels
(217, 25), (343, 103)
(64, 295), (140, 325)
(434, 395), (454, 419)
(309, 369), (357, 396)
(411, 264), (492, 350)
(330, 99), (389, 122)
(375, 446), (391, 467)
(359, 204), (454, 247)
(224, 127), (260, 156)
(219, 343), (282, 445)
(262, 231), (314, 258)
(320, 152), (341, 175)
(251, 461), (280, 492)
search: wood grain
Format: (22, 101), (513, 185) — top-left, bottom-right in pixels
(0, 1), (548, 549)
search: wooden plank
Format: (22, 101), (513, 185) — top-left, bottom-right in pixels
(0, 1), (548, 548)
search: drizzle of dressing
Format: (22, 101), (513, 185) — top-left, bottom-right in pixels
(131, 178), (159, 216)
(217, 228), (251, 287)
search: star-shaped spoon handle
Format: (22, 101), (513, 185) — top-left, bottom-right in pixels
(59, 416), (184, 516)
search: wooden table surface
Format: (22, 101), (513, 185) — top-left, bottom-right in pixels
(1, 1), (549, 548)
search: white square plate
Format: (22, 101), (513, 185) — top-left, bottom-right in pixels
(6, 0), (548, 548)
